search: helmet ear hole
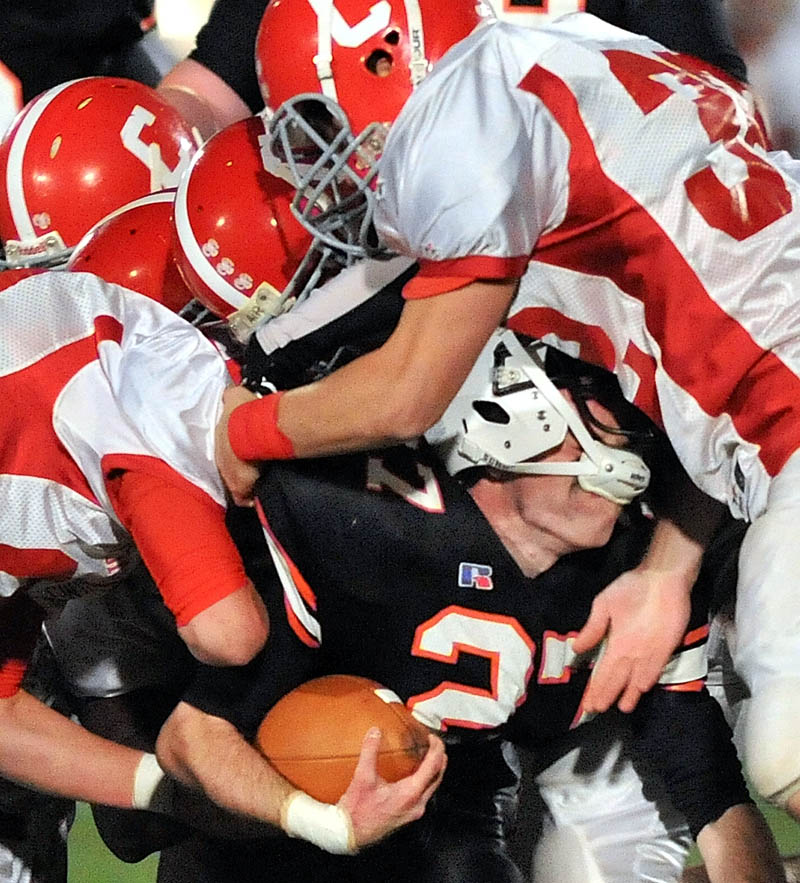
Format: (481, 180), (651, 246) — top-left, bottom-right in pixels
(473, 400), (511, 425)
(384, 29), (400, 45)
(365, 49), (394, 77)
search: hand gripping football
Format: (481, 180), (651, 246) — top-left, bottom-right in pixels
(255, 674), (430, 804)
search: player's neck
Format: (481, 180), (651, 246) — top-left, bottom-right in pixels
(470, 481), (564, 577)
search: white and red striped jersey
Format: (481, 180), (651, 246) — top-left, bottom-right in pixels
(0, 271), (230, 599)
(376, 14), (800, 522)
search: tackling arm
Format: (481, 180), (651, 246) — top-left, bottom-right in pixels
(690, 805), (786, 883)
(218, 278), (518, 503)
(572, 464), (726, 713)
(631, 688), (784, 883)
(157, 59), (251, 142)
(106, 465), (269, 666)
(0, 688), (145, 807)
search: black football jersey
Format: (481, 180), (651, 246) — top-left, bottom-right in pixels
(187, 444), (708, 751)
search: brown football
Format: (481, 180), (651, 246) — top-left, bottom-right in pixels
(255, 674), (430, 804)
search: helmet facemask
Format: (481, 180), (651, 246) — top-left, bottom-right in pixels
(264, 94), (389, 265)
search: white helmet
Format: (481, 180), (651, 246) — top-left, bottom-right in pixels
(427, 329), (652, 505)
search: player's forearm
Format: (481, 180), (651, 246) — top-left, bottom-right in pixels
(0, 689), (143, 807)
(157, 59), (251, 142)
(637, 517), (706, 590)
(156, 701), (293, 828)
(695, 803), (785, 883)
(639, 475), (726, 588)
(228, 278), (517, 460)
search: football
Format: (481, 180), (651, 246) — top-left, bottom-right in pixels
(255, 674), (431, 804)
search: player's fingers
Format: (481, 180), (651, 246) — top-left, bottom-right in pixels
(408, 735), (446, 789)
(571, 605), (609, 655)
(352, 727), (382, 784)
(399, 738), (446, 821)
(632, 659), (662, 694)
(617, 680), (644, 714)
(583, 659), (631, 713)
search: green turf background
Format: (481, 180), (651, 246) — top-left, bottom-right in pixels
(68, 795), (800, 881)
(69, 804), (157, 882)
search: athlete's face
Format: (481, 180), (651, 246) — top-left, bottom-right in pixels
(473, 393), (631, 577)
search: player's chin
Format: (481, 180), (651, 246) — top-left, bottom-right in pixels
(572, 499), (622, 548)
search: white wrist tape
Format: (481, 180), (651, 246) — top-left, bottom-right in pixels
(280, 791), (357, 855)
(132, 753), (166, 810)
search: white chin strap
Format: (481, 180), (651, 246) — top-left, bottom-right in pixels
(486, 335), (650, 506)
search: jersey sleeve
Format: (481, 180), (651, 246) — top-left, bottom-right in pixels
(104, 458), (249, 627)
(629, 688), (752, 838)
(375, 26), (567, 285)
(189, 0), (267, 113)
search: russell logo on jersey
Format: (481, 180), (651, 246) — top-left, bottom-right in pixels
(459, 562), (494, 590)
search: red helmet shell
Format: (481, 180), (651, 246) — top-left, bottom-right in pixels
(67, 191), (194, 314)
(0, 77), (197, 265)
(0, 267), (44, 292)
(173, 115), (312, 318)
(255, 0), (487, 134)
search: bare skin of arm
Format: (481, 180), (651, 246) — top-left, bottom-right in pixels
(0, 689), (143, 806)
(157, 59), (252, 142)
(217, 278), (518, 505)
(156, 700), (447, 848)
(682, 804), (787, 883)
(177, 582), (269, 667)
(572, 463), (727, 714)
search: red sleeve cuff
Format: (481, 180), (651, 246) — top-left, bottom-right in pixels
(0, 594), (45, 698)
(0, 659), (29, 698)
(227, 391), (296, 462)
(403, 275), (478, 300)
(404, 255), (529, 299)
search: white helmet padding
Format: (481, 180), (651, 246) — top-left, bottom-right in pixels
(426, 329), (651, 505)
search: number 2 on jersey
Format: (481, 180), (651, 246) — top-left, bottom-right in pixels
(407, 606), (535, 731)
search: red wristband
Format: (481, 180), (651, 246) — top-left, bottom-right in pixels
(228, 390), (296, 461)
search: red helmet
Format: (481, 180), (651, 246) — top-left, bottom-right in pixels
(66, 191), (194, 314)
(0, 267), (44, 291)
(254, 0), (490, 260)
(256, 0), (488, 135)
(173, 115), (314, 336)
(0, 77), (197, 268)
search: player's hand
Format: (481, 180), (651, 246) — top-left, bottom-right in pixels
(572, 566), (692, 714)
(215, 385), (261, 507)
(338, 728), (446, 848)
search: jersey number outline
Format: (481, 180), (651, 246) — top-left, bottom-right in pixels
(407, 605), (536, 731)
(604, 49), (792, 242)
(366, 448), (445, 512)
